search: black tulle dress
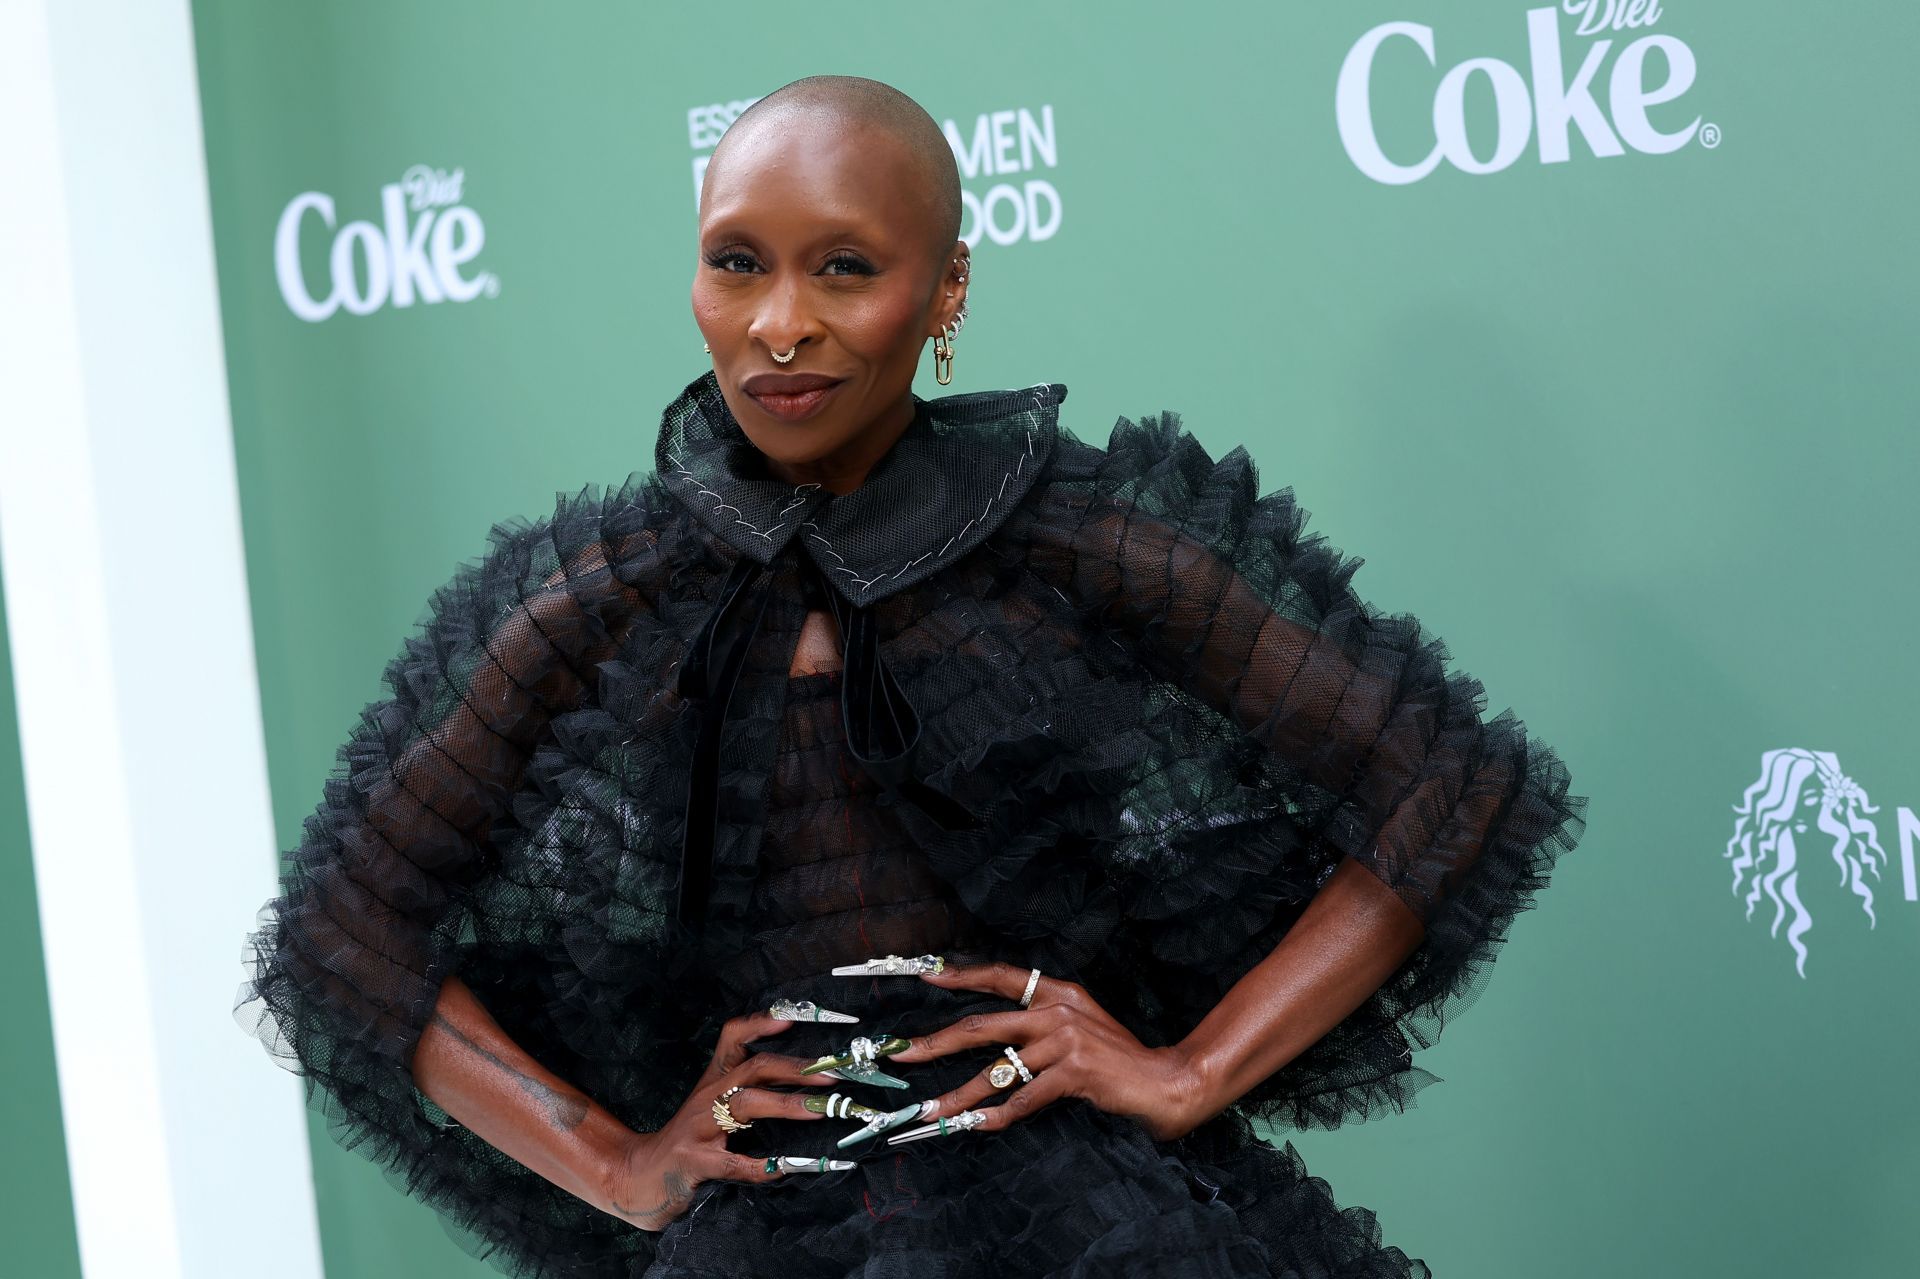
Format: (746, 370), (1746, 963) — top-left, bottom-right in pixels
(234, 370), (1587, 1278)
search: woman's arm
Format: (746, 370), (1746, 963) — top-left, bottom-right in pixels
(241, 528), (650, 1068)
(904, 854), (1429, 1139)
(1028, 478), (1532, 931)
(235, 505), (670, 1260)
(1173, 857), (1424, 1125)
(414, 975), (644, 1225)
(912, 429), (1584, 1135)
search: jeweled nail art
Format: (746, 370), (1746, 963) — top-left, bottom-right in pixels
(885, 1108), (988, 1145)
(836, 1099), (937, 1148)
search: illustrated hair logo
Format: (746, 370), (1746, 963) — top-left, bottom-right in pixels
(1724, 749), (1920, 978)
(274, 164), (498, 322)
(1337, 2), (1720, 185)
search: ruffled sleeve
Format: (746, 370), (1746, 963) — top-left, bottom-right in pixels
(1021, 411), (1589, 1131)
(232, 484), (662, 1276)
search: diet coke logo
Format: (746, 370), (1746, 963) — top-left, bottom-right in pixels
(273, 165), (499, 321)
(1336, 3), (1717, 185)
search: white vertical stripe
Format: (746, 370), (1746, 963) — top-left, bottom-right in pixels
(0, 2), (325, 1277)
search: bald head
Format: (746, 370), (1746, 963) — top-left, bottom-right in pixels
(703, 75), (962, 262)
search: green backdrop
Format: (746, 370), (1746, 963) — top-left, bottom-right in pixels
(0, 552), (84, 1279)
(172, 1), (1920, 1274)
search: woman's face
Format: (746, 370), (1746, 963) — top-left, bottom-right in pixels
(691, 113), (967, 490)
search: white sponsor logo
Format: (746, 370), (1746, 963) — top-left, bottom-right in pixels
(274, 165), (498, 322)
(1725, 749), (1919, 978)
(687, 99), (1062, 247)
(1337, 2), (1718, 185)
(941, 106), (1061, 247)
(687, 98), (762, 207)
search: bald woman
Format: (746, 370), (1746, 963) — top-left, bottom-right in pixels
(236, 74), (1586, 1279)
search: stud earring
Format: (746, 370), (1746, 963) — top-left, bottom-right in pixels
(703, 341), (711, 353)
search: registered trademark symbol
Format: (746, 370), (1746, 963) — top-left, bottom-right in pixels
(1700, 123), (1721, 149)
(481, 273), (501, 298)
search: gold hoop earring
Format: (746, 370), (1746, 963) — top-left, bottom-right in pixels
(932, 322), (957, 386)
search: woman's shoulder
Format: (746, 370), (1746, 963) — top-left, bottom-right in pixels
(1007, 399), (1344, 608)
(447, 468), (686, 607)
(1043, 399), (1264, 485)
(1029, 398), (1285, 532)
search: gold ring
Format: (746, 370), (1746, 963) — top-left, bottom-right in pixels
(712, 1084), (752, 1132)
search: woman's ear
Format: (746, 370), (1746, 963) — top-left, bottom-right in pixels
(936, 239), (971, 333)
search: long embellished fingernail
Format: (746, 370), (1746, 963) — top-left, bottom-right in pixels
(830, 953), (945, 976)
(836, 1099), (938, 1148)
(885, 1108), (988, 1145)
(765, 1155), (858, 1174)
(804, 1092), (880, 1120)
(769, 998), (859, 1023)
(799, 1034), (913, 1078)
(798, 1033), (907, 1072)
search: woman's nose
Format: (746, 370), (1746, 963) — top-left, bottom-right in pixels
(747, 271), (817, 356)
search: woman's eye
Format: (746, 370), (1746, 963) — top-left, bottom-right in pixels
(702, 250), (872, 276)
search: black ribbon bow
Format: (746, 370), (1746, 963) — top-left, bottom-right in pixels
(673, 552), (923, 927)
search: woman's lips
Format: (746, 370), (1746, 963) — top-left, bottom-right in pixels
(743, 373), (844, 423)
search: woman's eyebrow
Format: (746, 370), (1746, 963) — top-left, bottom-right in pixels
(698, 211), (890, 245)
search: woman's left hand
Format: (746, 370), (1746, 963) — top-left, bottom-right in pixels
(886, 960), (1214, 1143)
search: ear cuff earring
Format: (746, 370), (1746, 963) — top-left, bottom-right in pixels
(935, 254), (969, 385)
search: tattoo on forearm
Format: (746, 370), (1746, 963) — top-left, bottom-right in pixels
(431, 1010), (590, 1130)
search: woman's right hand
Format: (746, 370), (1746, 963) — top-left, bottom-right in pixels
(600, 1010), (832, 1232)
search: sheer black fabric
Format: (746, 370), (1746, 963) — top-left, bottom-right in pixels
(234, 369), (1587, 1277)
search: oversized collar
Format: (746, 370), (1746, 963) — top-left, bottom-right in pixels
(655, 369), (1066, 607)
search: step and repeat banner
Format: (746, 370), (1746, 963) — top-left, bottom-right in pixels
(38, 1), (1889, 1274)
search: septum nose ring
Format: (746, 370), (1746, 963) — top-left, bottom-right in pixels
(771, 345), (798, 364)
